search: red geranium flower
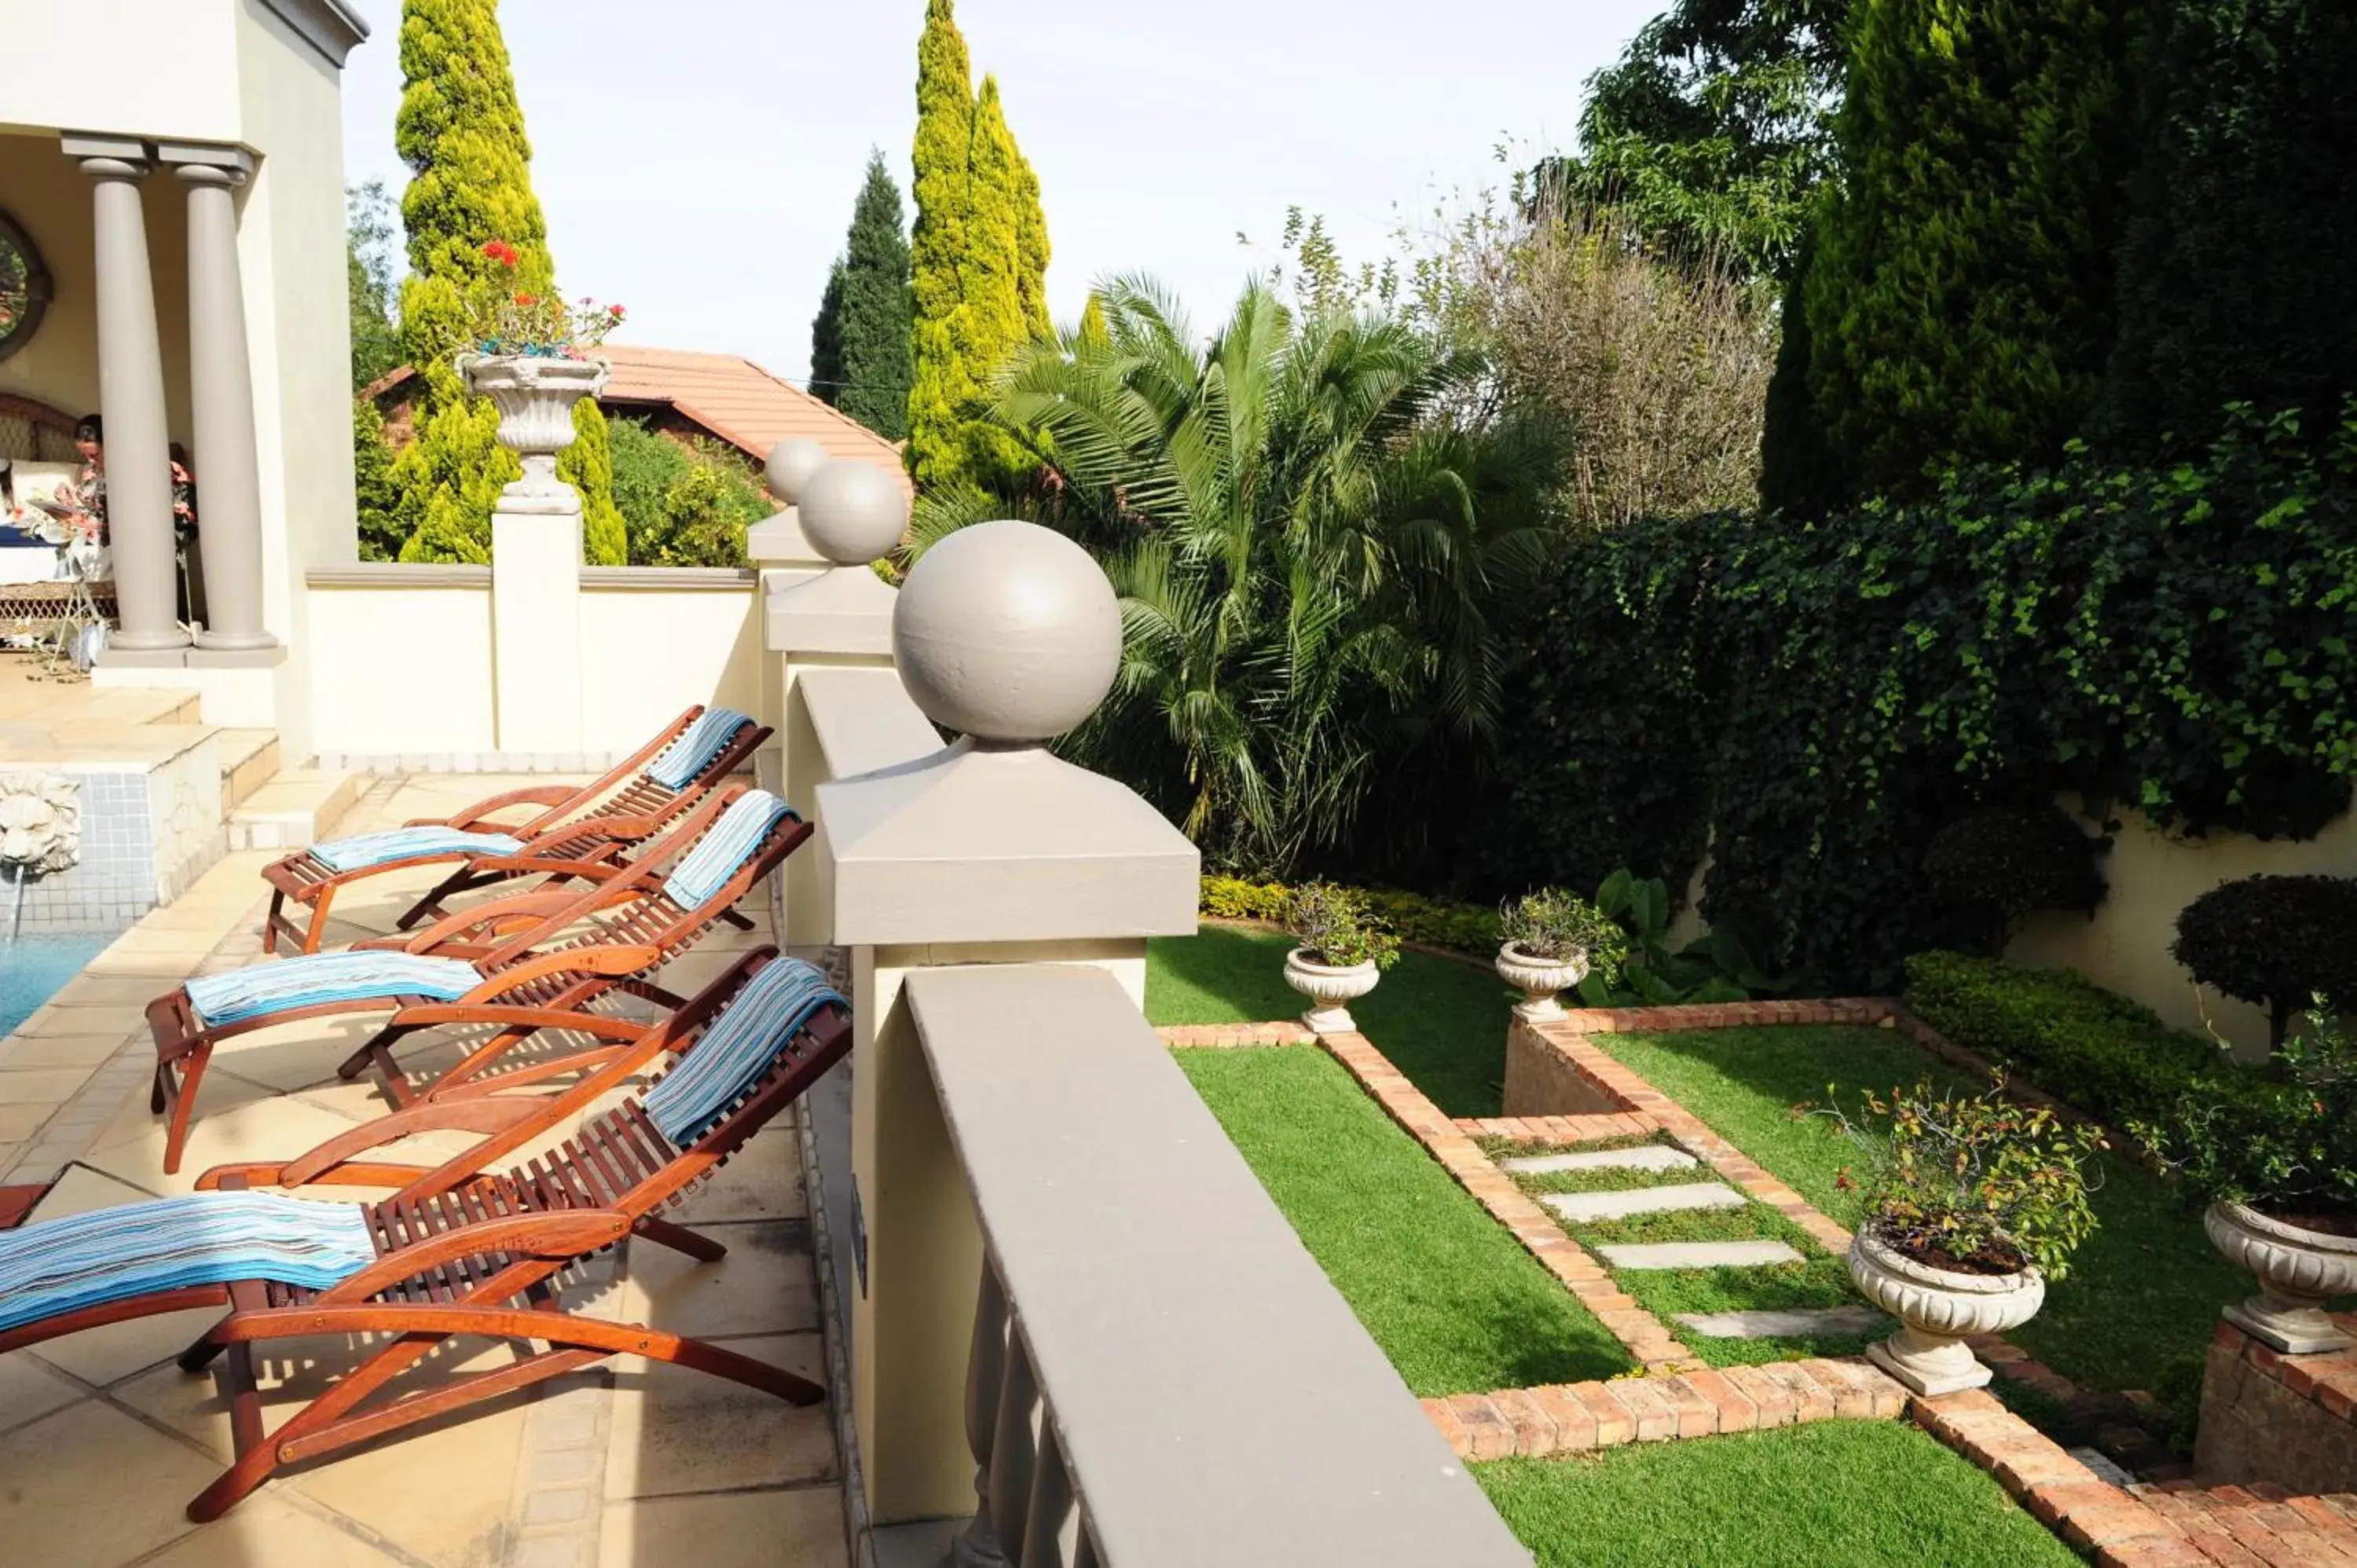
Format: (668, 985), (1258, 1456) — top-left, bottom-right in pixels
(609, 304), (626, 320)
(481, 240), (519, 268)
(514, 292), (537, 306)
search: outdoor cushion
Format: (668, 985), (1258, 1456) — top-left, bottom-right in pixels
(309, 826), (527, 874)
(642, 708), (754, 791)
(644, 957), (845, 1144)
(186, 951), (481, 1027)
(0, 1190), (376, 1334)
(661, 789), (794, 910)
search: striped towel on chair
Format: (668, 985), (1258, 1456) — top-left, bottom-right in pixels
(186, 951), (481, 1027)
(662, 790), (794, 910)
(0, 1191), (376, 1333)
(643, 708), (754, 790)
(644, 958), (845, 1144)
(310, 826), (527, 874)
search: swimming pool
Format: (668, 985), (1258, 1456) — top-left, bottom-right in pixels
(0, 932), (115, 1037)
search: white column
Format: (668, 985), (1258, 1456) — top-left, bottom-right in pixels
(174, 156), (276, 653)
(71, 142), (187, 654)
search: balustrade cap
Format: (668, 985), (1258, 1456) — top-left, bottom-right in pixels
(764, 563), (897, 657)
(895, 519), (1120, 746)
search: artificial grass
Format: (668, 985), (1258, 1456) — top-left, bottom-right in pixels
(1149, 924), (1515, 1116)
(1176, 1043), (1629, 1394)
(1589, 1025), (2249, 1406)
(1478, 1420), (2082, 1568)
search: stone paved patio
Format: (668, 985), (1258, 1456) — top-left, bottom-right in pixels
(0, 774), (848, 1567)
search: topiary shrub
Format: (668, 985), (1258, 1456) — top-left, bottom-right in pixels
(1922, 804), (2106, 956)
(2171, 874), (2357, 1046)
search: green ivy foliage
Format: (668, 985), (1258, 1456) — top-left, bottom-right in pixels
(1492, 405), (2357, 988)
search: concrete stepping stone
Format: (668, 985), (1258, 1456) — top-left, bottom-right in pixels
(1543, 1182), (1747, 1223)
(1503, 1145), (1699, 1176)
(1594, 1239), (1805, 1269)
(1672, 1305), (1890, 1339)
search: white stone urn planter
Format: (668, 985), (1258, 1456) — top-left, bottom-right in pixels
(461, 354), (609, 511)
(1847, 1226), (2046, 1395)
(2205, 1200), (2357, 1354)
(1285, 948), (1381, 1035)
(1495, 941), (1589, 1022)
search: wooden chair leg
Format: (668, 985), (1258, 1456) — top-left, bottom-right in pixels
(301, 883), (335, 956)
(163, 1046), (211, 1176)
(634, 1216), (728, 1262)
(262, 888), (288, 956)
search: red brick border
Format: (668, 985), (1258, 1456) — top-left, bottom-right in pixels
(1455, 1113), (1659, 1143)
(1157, 1020), (1316, 1050)
(1419, 1358), (1912, 1461)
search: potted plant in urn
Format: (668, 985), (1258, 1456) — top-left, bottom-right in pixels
(1281, 882), (1400, 1035)
(1823, 1079), (2105, 1394)
(2137, 1003), (2357, 1354)
(449, 239), (627, 497)
(1496, 887), (1627, 1020)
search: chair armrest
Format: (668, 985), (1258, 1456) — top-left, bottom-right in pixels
(194, 1160), (439, 1191)
(261, 1098), (548, 1188)
(431, 784), (581, 832)
(460, 944), (661, 1000)
(318, 1211), (632, 1300)
(399, 885), (636, 952)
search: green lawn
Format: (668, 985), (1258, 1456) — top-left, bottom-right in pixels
(1590, 1025), (2248, 1408)
(1149, 924), (1513, 1116)
(1479, 1420), (2081, 1568)
(1177, 1044), (1629, 1394)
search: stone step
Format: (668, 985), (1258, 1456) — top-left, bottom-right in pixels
(1595, 1239), (1806, 1270)
(1543, 1182), (1747, 1223)
(228, 769), (365, 852)
(1504, 1145), (1699, 1176)
(2068, 1446), (2137, 1487)
(214, 728), (280, 811)
(1673, 1304), (1890, 1339)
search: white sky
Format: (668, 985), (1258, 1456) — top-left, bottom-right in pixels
(336, 0), (1662, 383)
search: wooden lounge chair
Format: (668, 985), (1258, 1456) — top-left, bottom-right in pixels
(146, 786), (808, 1174)
(259, 705), (771, 954)
(0, 948), (850, 1523)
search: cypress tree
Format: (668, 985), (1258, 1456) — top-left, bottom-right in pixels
(1014, 141), (1050, 340)
(390, 0), (621, 562)
(2097, 0), (2357, 454)
(1801, 0), (2136, 500)
(814, 151), (915, 440)
(1758, 222), (1848, 515)
(907, 2), (1043, 488)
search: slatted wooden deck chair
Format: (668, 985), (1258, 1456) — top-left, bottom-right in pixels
(0, 951), (849, 1524)
(145, 786), (808, 1174)
(258, 704), (770, 954)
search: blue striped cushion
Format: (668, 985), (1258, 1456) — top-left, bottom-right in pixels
(662, 789), (794, 910)
(644, 958), (845, 1144)
(643, 708), (754, 791)
(310, 826), (526, 874)
(186, 952), (481, 1027)
(0, 1191), (376, 1333)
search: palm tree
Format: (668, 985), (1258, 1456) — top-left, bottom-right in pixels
(913, 276), (1558, 877)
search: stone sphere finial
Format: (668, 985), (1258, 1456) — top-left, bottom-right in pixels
(797, 460), (910, 566)
(765, 438), (830, 506)
(894, 520), (1121, 745)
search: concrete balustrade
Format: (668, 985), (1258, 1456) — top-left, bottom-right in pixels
(794, 512), (1532, 1565)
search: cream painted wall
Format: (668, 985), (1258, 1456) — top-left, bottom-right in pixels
(306, 584), (497, 756)
(2, 0), (244, 144)
(577, 586), (764, 753)
(2010, 801), (2357, 1060)
(0, 134), (196, 443)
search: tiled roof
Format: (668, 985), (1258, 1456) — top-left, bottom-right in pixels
(365, 346), (910, 494)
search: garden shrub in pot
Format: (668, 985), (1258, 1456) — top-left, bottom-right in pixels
(1824, 1079), (2105, 1394)
(2171, 874), (2357, 1047)
(1281, 882), (1399, 1035)
(1495, 887), (1627, 1020)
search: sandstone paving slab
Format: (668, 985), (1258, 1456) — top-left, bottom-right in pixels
(85, 1090), (358, 1197)
(0, 1350), (89, 1435)
(603, 1332), (835, 1498)
(1503, 1145), (1699, 1175)
(1543, 1182), (1748, 1223)
(1596, 1239), (1805, 1269)
(141, 1494), (409, 1567)
(0, 1398), (217, 1566)
(600, 1485), (848, 1568)
(1672, 1304), (1890, 1339)
(289, 1380), (536, 1568)
(607, 1221), (819, 1340)
(671, 1125), (807, 1225)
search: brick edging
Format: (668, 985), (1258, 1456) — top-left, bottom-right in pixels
(1315, 1029), (1696, 1369)
(1420, 1357), (1910, 1460)
(1157, 1020), (1315, 1049)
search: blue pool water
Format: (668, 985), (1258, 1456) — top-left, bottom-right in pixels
(0, 932), (115, 1037)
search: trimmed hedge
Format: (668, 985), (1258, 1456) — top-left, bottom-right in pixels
(1903, 951), (2264, 1131)
(1200, 876), (1499, 958)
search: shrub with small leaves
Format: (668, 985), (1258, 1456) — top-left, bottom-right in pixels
(1285, 881), (1401, 970)
(1922, 804), (2106, 955)
(1499, 887), (1628, 976)
(2171, 874), (2357, 1046)
(1816, 1079), (2107, 1280)
(2133, 1005), (2357, 1223)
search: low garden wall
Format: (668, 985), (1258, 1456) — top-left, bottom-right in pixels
(2195, 1317), (2357, 1496)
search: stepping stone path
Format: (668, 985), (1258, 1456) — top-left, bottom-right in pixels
(1593, 1238), (1805, 1269)
(1673, 1305), (1890, 1339)
(1502, 1145), (1699, 1176)
(1543, 1182), (1748, 1223)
